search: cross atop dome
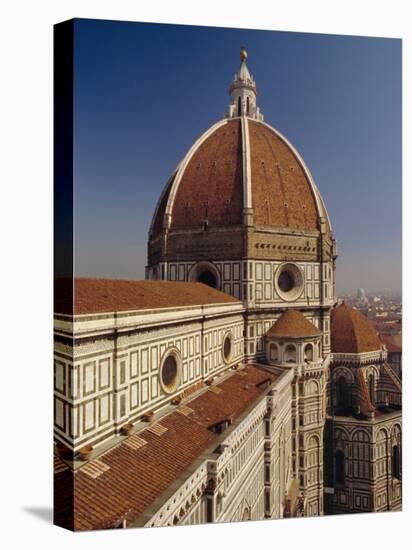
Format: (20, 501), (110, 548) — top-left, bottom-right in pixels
(226, 47), (264, 120)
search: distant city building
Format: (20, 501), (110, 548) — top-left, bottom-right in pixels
(357, 287), (368, 306)
(357, 288), (366, 300)
(54, 48), (402, 530)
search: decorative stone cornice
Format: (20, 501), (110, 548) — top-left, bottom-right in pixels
(332, 349), (387, 366)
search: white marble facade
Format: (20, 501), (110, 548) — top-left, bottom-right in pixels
(148, 259), (335, 308)
(135, 367), (294, 527)
(54, 301), (244, 451)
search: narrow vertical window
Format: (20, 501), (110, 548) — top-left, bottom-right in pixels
(246, 96), (250, 115)
(368, 373), (375, 406)
(336, 376), (347, 414)
(335, 449), (345, 485)
(238, 96), (242, 116)
(392, 445), (400, 479)
(120, 394), (126, 417)
(285, 344), (296, 363)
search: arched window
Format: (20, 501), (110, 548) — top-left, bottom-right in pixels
(335, 449), (345, 485)
(237, 96), (242, 116)
(269, 343), (279, 362)
(392, 445), (400, 479)
(336, 376), (348, 414)
(304, 343), (313, 362)
(246, 97), (250, 115)
(284, 344), (296, 363)
(368, 373), (375, 406)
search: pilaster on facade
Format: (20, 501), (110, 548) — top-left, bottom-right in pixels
(284, 360), (323, 508)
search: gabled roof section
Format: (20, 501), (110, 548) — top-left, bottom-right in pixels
(54, 278), (240, 315)
(266, 309), (321, 338)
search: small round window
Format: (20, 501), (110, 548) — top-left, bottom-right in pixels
(278, 270), (294, 292)
(160, 351), (180, 394)
(223, 333), (232, 363)
(275, 263), (304, 301)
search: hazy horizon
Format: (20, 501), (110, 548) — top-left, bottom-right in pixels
(73, 20), (402, 295)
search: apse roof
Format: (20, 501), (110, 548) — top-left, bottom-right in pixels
(266, 309), (321, 339)
(331, 303), (382, 354)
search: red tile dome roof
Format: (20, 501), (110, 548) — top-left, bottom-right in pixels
(331, 303), (382, 353)
(150, 118), (331, 238)
(267, 309), (321, 339)
(248, 120), (319, 229)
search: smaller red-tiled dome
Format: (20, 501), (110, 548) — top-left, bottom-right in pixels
(331, 303), (382, 353)
(267, 309), (321, 339)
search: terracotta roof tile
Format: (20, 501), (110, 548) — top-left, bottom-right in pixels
(54, 365), (278, 531)
(248, 120), (320, 231)
(171, 119), (243, 229)
(266, 309), (321, 338)
(54, 278), (240, 315)
(331, 303), (382, 353)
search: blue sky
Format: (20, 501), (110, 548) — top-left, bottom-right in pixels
(74, 19), (401, 294)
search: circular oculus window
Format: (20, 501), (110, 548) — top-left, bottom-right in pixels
(160, 351), (180, 394)
(189, 261), (221, 290)
(222, 333), (233, 364)
(275, 263), (304, 301)
(198, 269), (218, 289)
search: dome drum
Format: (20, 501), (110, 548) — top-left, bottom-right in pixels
(266, 336), (322, 367)
(157, 225), (245, 263)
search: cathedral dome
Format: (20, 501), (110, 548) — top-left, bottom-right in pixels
(331, 303), (382, 354)
(150, 117), (331, 237)
(149, 49), (331, 240)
